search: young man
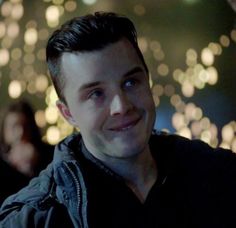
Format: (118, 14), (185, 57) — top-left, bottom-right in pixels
(0, 12), (236, 228)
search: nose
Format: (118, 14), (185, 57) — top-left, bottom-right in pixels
(110, 92), (133, 116)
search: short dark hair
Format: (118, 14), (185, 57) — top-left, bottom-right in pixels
(46, 11), (148, 103)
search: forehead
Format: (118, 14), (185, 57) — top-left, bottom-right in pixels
(4, 112), (24, 126)
(60, 39), (144, 89)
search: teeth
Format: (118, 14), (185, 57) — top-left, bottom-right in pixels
(120, 125), (133, 131)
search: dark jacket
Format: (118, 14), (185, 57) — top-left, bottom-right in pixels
(0, 133), (88, 228)
(0, 158), (30, 205)
(0, 132), (236, 228)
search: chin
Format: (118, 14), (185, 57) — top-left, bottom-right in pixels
(114, 141), (146, 158)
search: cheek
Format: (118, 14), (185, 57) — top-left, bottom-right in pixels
(73, 109), (107, 133)
(134, 89), (155, 109)
(4, 126), (13, 143)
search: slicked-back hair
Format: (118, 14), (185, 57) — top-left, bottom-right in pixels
(46, 11), (148, 103)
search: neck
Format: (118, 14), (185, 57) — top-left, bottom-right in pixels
(103, 147), (158, 203)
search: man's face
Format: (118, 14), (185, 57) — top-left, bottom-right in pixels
(59, 39), (156, 162)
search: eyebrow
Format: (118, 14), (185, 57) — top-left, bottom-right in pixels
(79, 66), (145, 92)
(79, 81), (101, 92)
(123, 66), (144, 78)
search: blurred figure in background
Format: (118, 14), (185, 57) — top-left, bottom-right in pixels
(227, 0), (236, 11)
(0, 99), (54, 202)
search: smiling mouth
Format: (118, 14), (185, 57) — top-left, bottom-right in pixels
(109, 118), (141, 132)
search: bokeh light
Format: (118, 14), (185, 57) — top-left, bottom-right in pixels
(0, 0), (235, 147)
(8, 80), (22, 98)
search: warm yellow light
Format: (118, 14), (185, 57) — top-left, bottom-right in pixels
(177, 127), (192, 139)
(8, 80), (22, 98)
(153, 95), (160, 107)
(11, 3), (24, 20)
(186, 48), (197, 60)
(138, 37), (148, 53)
(149, 74), (153, 88)
(191, 121), (202, 136)
(201, 48), (214, 66)
(35, 75), (49, 92)
(35, 110), (46, 128)
(134, 4), (146, 16)
(208, 42), (222, 55)
(172, 113), (186, 130)
(230, 29), (236, 42)
(209, 124), (218, 140)
(10, 0), (22, 3)
(0, 22), (6, 38)
(150, 40), (161, 51)
(157, 63), (169, 76)
(200, 117), (210, 130)
(206, 67), (218, 85)
(173, 69), (183, 81)
(232, 137), (236, 153)
(57, 120), (74, 138)
(152, 84), (164, 97)
(182, 81), (194, 97)
(186, 48), (197, 66)
(27, 81), (37, 94)
(46, 126), (60, 145)
(1, 1), (12, 17)
(46, 6), (60, 23)
(219, 35), (230, 47)
(175, 101), (186, 113)
(24, 28), (38, 45)
(170, 94), (181, 107)
(23, 65), (34, 77)
(11, 48), (22, 60)
(184, 103), (196, 121)
(64, 1), (77, 12)
(47, 20), (59, 28)
(153, 49), (165, 61)
(53, 0), (64, 4)
(2, 36), (13, 49)
(0, 49), (10, 66)
(222, 124), (234, 143)
(198, 69), (209, 83)
(201, 130), (211, 144)
(37, 48), (46, 61)
(23, 53), (35, 64)
(38, 29), (49, 41)
(46, 86), (58, 106)
(7, 22), (20, 38)
(82, 0), (97, 5)
(24, 44), (35, 53)
(219, 142), (230, 150)
(45, 106), (59, 124)
(164, 84), (175, 97)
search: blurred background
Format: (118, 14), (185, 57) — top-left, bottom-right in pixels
(0, 0), (235, 151)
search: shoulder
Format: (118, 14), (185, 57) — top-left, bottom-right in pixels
(0, 133), (83, 227)
(0, 164), (58, 227)
(150, 131), (236, 175)
(151, 130), (235, 158)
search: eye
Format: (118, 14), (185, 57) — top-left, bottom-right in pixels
(123, 78), (138, 89)
(88, 89), (104, 100)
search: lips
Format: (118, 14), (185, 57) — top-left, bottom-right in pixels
(109, 117), (141, 132)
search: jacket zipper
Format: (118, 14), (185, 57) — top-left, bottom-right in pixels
(63, 162), (86, 228)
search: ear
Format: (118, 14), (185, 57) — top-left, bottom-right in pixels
(56, 100), (77, 126)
